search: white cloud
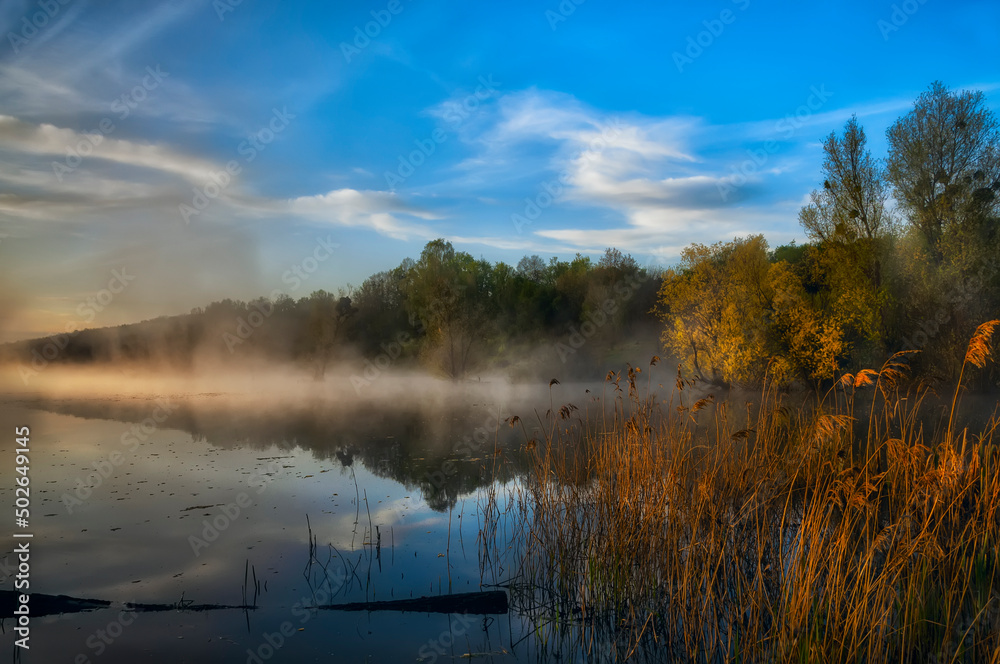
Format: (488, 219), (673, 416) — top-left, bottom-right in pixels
(445, 233), (590, 255)
(0, 115), (442, 244)
(288, 189), (439, 241)
(0, 115), (219, 183)
(436, 88), (849, 257)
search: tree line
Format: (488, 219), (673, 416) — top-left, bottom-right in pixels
(4, 243), (661, 381)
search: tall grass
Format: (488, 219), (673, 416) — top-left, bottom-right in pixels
(483, 323), (1000, 663)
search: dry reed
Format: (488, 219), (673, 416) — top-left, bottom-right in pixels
(481, 325), (1000, 663)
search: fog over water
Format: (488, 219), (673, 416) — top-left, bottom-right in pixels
(0, 363), (578, 662)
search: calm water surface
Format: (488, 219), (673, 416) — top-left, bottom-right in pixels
(0, 382), (562, 663)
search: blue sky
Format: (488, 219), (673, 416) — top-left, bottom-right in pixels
(0, 0), (998, 340)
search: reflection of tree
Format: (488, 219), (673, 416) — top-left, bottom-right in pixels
(22, 396), (527, 511)
(335, 449), (354, 467)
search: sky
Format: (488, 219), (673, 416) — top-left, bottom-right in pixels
(0, 0), (998, 341)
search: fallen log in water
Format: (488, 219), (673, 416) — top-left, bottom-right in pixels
(1, 589), (506, 616)
(315, 590), (508, 614)
(0, 590), (110, 617)
(0, 590), (255, 617)
(127, 601), (257, 612)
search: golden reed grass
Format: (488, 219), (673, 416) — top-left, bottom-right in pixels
(480, 322), (1000, 663)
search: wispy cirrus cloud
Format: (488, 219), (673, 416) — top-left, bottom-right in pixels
(436, 88), (810, 256)
(0, 114), (219, 183)
(444, 82), (1000, 259)
(0, 114), (438, 243)
(286, 189), (439, 241)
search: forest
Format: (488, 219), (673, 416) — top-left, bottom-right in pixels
(5, 81), (999, 390)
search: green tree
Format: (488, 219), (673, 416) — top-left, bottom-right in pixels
(886, 81), (1000, 262)
(404, 240), (494, 378)
(886, 82), (1000, 377)
(516, 255), (547, 282)
(799, 116), (895, 364)
(306, 290), (356, 378)
(351, 266), (410, 354)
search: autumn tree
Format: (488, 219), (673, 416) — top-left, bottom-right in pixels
(657, 236), (774, 387)
(799, 115), (896, 364)
(768, 261), (847, 385)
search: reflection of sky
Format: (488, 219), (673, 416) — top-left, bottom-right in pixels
(0, 403), (536, 662)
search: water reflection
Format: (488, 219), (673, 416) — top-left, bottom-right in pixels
(0, 387), (549, 663)
(7, 391), (535, 512)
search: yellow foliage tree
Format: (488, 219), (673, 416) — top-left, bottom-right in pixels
(657, 236), (774, 387)
(769, 262), (847, 383)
